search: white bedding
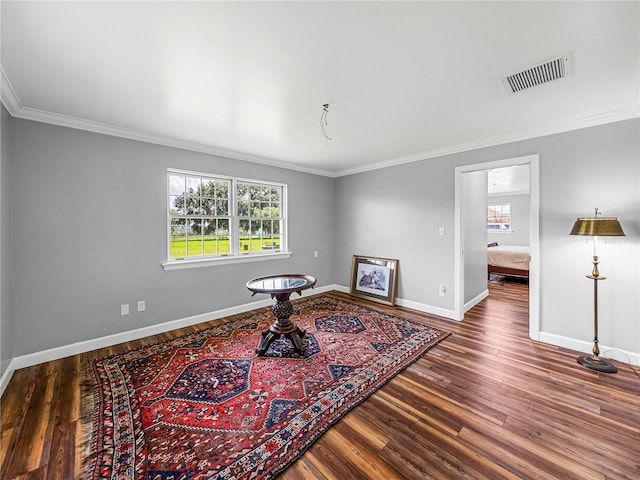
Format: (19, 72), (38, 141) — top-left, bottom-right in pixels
(487, 245), (530, 271)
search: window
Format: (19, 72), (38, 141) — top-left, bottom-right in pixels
(488, 203), (511, 231)
(167, 169), (287, 265)
(237, 181), (283, 254)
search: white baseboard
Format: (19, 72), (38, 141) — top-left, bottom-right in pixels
(0, 285), (336, 397)
(333, 285), (350, 294)
(340, 285), (640, 368)
(464, 289), (489, 313)
(396, 297), (458, 320)
(4, 287), (636, 398)
(335, 284), (459, 320)
(0, 358), (18, 398)
(538, 331), (640, 367)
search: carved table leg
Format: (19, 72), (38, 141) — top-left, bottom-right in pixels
(256, 293), (307, 356)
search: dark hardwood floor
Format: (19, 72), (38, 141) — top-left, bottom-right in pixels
(1, 280), (639, 479)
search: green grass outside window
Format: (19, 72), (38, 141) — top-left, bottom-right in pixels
(170, 237), (280, 258)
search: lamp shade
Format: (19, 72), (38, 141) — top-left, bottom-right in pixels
(570, 217), (625, 237)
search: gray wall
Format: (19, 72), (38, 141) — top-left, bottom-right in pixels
(1, 106), (12, 376)
(488, 193), (530, 246)
(3, 114), (639, 363)
(8, 118), (335, 357)
(334, 158), (456, 309)
(335, 119), (639, 354)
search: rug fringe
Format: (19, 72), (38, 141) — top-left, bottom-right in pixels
(78, 358), (100, 480)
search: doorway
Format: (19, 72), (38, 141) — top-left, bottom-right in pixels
(454, 155), (540, 341)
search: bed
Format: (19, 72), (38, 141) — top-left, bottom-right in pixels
(487, 242), (530, 278)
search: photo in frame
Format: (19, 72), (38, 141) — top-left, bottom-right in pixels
(350, 255), (399, 306)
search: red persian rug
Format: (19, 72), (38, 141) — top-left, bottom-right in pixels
(82, 294), (449, 479)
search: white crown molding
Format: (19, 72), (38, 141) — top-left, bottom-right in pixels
(12, 106), (336, 178)
(334, 107), (640, 177)
(2, 65), (638, 179)
(632, 83), (640, 116)
(0, 70), (335, 178)
(0, 66), (22, 114)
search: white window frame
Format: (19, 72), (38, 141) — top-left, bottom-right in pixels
(163, 169), (291, 271)
(487, 202), (512, 233)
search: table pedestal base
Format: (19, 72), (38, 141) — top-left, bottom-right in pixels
(256, 293), (307, 356)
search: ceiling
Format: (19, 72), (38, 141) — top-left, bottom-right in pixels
(2, 2), (638, 177)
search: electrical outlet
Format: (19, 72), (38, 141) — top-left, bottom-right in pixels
(137, 300), (146, 312)
(439, 285), (446, 297)
(121, 304), (129, 316)
(314, 250), (319, 258)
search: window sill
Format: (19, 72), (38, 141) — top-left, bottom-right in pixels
(162, 251), (293, 271)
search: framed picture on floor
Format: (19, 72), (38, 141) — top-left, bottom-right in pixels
(350, 255), (399, 306)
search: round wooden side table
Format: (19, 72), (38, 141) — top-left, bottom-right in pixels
(246, 274), (317, 356)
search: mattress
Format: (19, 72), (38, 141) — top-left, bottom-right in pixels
(487, 244), (530, 271)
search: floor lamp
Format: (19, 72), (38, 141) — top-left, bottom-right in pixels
(570, 208), (625, 373)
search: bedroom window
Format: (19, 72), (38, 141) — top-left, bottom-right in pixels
(488, 203), (511, 232)
(166, 169), (287, 267)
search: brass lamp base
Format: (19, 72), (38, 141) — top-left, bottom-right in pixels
(577, 355), (617, 373)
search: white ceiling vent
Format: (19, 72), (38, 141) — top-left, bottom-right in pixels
(501, 52), (572, 95)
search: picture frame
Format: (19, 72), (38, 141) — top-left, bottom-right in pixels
(350, 255), (399, 306)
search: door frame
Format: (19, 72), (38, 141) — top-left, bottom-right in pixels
(454, 154), (540, 341)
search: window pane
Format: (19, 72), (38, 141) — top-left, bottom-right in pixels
(187, 219), (203, 256)
(261, 221), (276, 251)
(170, 195), (186, 215)
(217, 219), (229, 235)
(170, 218), (186, 258)
(169, 175), (185, 196)
(201, 219), (215, 235)
(199, 219), (213, 255)
(251, 220), (262, 236)
(186, 176), (201, 195)
(215, 180), (229, 199)
(201, 197), (215, 215)
(218, 237), (230, 254)
(239, 219), (250, 253)
(186, 196), (201, 215)
(239, 219), (249, 235)
(238, 200), (249, 216)
(203, 236), (217, 255)
(237, 183), (249, 200)
(216, 200), (228, 216)
(217, 219), (230, 255)
(202, 179), (216, 196)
